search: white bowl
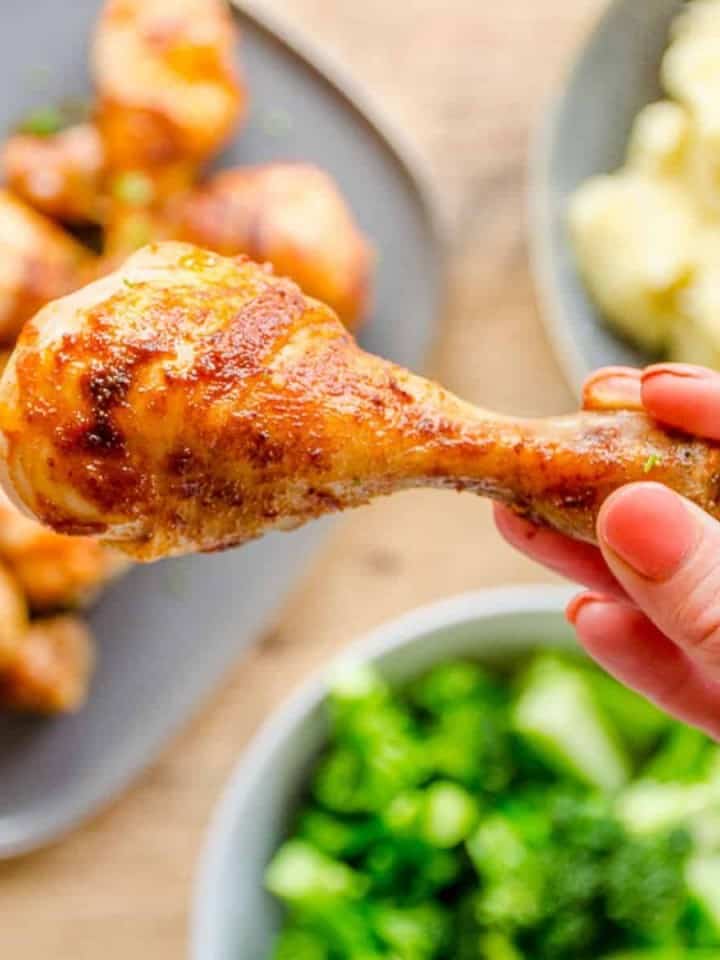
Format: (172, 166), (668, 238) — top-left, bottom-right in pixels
(192, 584), (576, 959)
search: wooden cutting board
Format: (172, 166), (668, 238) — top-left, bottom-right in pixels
(0, 1), (603, 956)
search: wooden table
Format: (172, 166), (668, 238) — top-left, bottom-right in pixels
(0, 1), (605, 955)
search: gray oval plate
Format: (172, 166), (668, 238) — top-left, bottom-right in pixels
(530, 0), (683, 396)
(0, 0), (443, 858)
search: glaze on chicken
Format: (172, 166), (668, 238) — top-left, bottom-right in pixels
(1, 243), (718, 562)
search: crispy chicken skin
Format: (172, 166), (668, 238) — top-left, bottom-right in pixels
(0, 615), (95, 713)
(0, 190), (93, 345)
(93, 0), (246, 175)
(179, 164), (373, 329)
(2, 243), (720, 562)
(2, 124), (105, 223)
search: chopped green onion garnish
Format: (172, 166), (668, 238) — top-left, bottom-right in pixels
(643, 454), (662, 473)
(17, 105), (65, 137)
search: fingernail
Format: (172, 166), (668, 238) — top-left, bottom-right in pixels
(599, 483), (697, 581)
(642, 363), (717, 383)
(566, 592), (606, 626)
(583, 369), (642, 410)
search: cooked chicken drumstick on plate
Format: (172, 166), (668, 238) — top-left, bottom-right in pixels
(0, 190), (94, 345)
(0, 490), (128, 613)
(93, 0), (246, 187)
(0, 563), (28, 669)
(178, 164), (373, 329)
(2, 123), (105, 224)
(0, 242), (717, 562)
(0, 615), (95, 714)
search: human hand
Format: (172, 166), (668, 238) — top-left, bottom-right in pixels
(495, 363), (720, 738)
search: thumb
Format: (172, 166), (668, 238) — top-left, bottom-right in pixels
(597, 482), (720, 676)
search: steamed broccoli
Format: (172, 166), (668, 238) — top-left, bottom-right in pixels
(605, 829), (691, 942)
(371, 902), (452, 958)
(265, 657), (720, 959)
(313, 666), (427, 814)
(524, 793), (623, 959)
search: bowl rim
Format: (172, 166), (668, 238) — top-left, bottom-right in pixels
(191, 583), (576, 958)
(526, 0), (680, 398)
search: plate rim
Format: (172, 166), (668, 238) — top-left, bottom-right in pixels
(231, 0), (451, 268)
(0, 2), (447, 860)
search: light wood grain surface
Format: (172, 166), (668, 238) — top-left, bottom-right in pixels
(0, 1), (605, 956)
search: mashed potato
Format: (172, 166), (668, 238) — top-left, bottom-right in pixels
(569, 0), (720, 364)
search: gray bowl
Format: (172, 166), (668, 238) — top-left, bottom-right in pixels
(530, 0), (684, 395)
(191, 584), (575, 960)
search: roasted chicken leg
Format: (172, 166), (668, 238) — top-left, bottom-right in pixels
(0, 242), (718, 562)
(93, 0), (246, 180)
(178, 164), (373, 329)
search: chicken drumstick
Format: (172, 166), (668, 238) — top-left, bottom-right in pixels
(0, 242), (716, 562)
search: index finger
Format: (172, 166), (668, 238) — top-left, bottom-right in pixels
(642, 363), (720, 441)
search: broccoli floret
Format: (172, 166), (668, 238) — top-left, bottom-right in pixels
(312, 737), (423, 815)
(492, 789), (554, 844)
(522, 793), (624, 959)
(361, 835), (463, 905)
(531, 909), (599, 960)
(581, 663), (670, 756)
(606, 829), (692, 942)
(478, 931), (524, 960)
(427, 701), (514, 794)
(684, 854), (720, 947)
(458, 920), (525, 959)
(265, 840), (368, 905)
(642, 727), (716, 784)
(328, 664), (391, 727)
(313, 667), (427, 814)
(381, 781), (478, 849)
(271, 927), (329, 960)
(291, 902), (387, 959)
(421, 781), (479, 848)
(513, 657), (631, 791)
(617, 779), (720, 836)
(371, 902), (452, 958)
(466, 814), (544, 931)
(549, 790), (622, 855)
(408, 660), (507, 714)
(297, 808), (379, 859)
(454, 893), (527, 959)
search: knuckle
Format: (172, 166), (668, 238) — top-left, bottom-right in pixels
(673, 569), (720, 664)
